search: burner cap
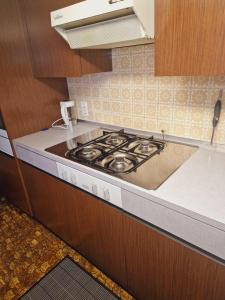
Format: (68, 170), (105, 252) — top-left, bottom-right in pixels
(109, 153), (138, 173)
(70, 145), (103, 161)
(138, 140), (156, 154)
(105, 133), (127, 146)
(128, 139), (158, 155)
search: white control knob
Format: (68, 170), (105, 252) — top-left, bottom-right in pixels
(91, 184), (98, 196)
(70, 174), (77, 185)
(81, 184), (89, 191)
(103, 189), (110, 201)
(62, 170), (68, 181)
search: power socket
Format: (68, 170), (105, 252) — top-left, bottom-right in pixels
(80, 101), (89, 117)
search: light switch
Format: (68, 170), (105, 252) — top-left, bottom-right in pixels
(80, 101), (89, 117)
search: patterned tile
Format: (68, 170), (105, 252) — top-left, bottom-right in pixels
(67, 44), (225, 144)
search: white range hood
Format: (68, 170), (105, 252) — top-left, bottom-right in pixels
(51, 0), (154, 49)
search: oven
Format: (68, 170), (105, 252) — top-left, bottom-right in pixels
(0, 111), (13, 156)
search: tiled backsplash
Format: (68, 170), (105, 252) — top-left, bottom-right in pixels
(67, 44), (225, 144)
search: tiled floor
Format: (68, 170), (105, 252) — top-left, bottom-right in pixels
(0, 203), (133, 300)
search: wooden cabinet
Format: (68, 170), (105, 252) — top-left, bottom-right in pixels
(0, 0), (68, 221)
(123, 215), (225, 300)
(0, 0), (69, 140)
(20, 162), (225, 300)
(155, 0), (225, 75)
(20, 0), (112, 78)
(20, 162), (79, 245)
(71, 187), (127, 288)
(20, 162), (127, 289)
(0, 152), (31, 214)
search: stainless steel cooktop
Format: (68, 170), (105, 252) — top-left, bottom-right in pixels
(46, 128), (197, 190)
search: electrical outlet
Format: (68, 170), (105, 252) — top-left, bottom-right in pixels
(80, 101), (89, 117)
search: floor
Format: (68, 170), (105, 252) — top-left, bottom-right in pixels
(0, 203), (133, 300)
(21, 257), (118, 300)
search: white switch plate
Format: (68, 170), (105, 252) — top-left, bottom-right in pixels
(56, 162), (122, 208)
(80, 101), (89, 117)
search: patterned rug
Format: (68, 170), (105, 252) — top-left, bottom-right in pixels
(0, 203), (133, 300)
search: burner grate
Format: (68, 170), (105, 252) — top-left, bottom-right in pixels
(67, 129), (166, 174)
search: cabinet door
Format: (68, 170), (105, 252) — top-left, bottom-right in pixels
(21, 0), (82, 78)
(21, 0), (112, 78)
(0, 153), (31, 214)
(0, 0), (69, 139)
(155, 0), (225, 75)
(123, 214), (225, 300)
(71, 189), (127, 289)
(20, 162), (127, 289)
(20, 162), (81, 246)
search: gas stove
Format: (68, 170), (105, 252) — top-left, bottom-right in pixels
(68, 129), (165, 174)
(46, 128), (197, 190)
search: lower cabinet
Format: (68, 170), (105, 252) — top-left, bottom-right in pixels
(0, 152), (30, 214)
(20, 162), (225, 300)
(20, 162), (127, 289)
(20, 161), (80, 245)
(71, 188), (127, 288)
(122, 215), (225, 300)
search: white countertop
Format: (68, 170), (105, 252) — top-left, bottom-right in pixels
(13, 122), (225, 233)
(15, 123), (98, 151)
(154, 148), (225, 230)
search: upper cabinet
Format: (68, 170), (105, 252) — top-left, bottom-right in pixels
(155, 0), (225, 76)
(20, 0), (112, 78)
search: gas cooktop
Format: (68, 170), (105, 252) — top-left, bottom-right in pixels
(46, 128), (197, 190)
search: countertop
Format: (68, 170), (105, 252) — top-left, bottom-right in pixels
(13, 121), (225, 233)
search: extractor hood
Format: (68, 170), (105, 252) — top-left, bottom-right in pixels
(51, 0), (154, 49)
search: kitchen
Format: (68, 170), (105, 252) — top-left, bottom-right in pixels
(1, 0), (225, 299)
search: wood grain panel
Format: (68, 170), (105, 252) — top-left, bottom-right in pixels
(155, 0), (225, 75)
(21, 0), (112, 78)
(20, 162), (81, 246)
(20, 0), (82, 78)
(20, 162), (127, 289)
(0, 152), (31, 214)
(20, 161), (225, 299)
(80, 49), (112, 75)
(72, 187), (127, 288)
(0, 0), (69, 214)
(1, 78), (68, 139)
(0, 0), (69, 139)
(123, 215), (225, 300)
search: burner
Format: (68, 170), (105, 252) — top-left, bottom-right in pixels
(101, 153), (138, 173)
(67, 129), (165, 174)
(47, 127), (196, 190)
(128, 139), (158, 155)
(70, 145), (103, 161)
(136, 140), (157, 154)
(105, 133), (127, 146)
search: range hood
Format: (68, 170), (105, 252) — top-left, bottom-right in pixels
(51, 0), (154, 49)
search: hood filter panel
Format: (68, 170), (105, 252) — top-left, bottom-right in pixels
(65, 15), (151, 49)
